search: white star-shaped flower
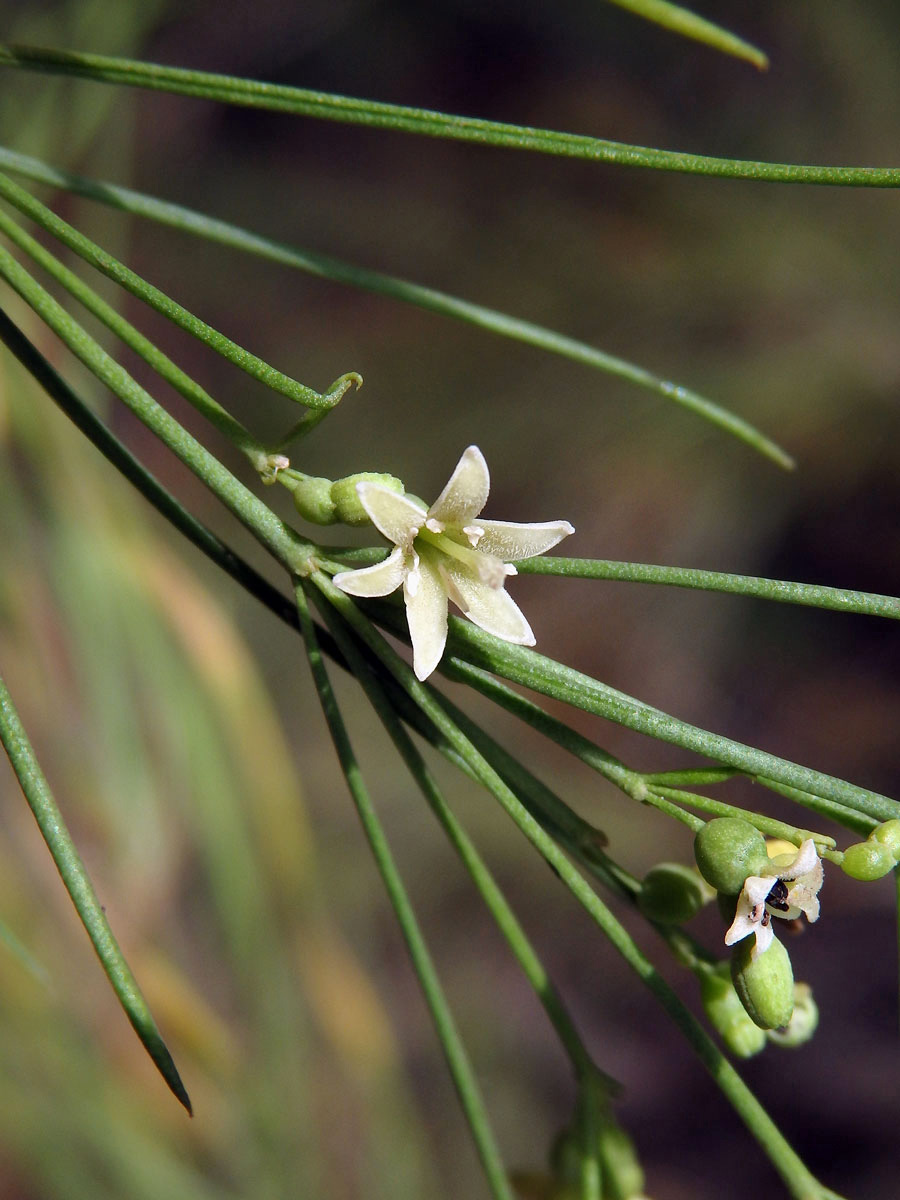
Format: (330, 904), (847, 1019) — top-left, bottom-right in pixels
(332, 445), (574, 680)
(724, 839), (824, 959)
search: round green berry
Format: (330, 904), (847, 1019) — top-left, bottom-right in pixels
(637, 863), (706, 924)
(731, 936), (794, 1030)
(869, 819), (900, 861)
(841, 840), (895, 881)
(694, 818), (770, 895)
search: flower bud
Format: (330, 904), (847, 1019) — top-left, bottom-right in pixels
(840, 839), (895, 881)
(330, 473), (404, 526)
(694, 817), (770, 896)
(291, 475), (337, 525)
(767, 982), (818, 1048)
(731, 935), (794, 1030)
(700, 965), (767, 1058)
(869, 819), (900, 861)
(597, 1122), (645, 1200)
(637, 863), (707, 924)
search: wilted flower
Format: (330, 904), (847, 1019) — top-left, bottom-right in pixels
(724, 839), (823, 959)
(332, 445), (574, 680)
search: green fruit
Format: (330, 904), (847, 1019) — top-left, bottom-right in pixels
(694, 818), (770, 895)
(869, 819), (900, 861)
(637, 863), (706, 924)
(841, 840), (895, 881)
(700, 967), (767, 1058)
(731, 936), (794, 1030)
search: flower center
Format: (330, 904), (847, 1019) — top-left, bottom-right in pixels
(416, 527), (513, 587)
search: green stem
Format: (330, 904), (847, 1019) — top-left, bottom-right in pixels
(516, 558), (899, 621)
(0, 204), (266, 463)
(434, 618), (900, 822)
(647, 785), (836, 847)
(0, 146), (792, 467)
(0, 671), (191, 1113)
(1, 46), (898, 187)
(312, 572), (832, 1199)
(294, 583), (514, 1200)
(0, 306), (303, 632)
(0, 251), (308, 571)
(0, 168), (334, 407)
(753, 778), (877, 837)
(315, 596), (599, 1083)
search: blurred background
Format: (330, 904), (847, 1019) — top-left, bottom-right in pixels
(0, 0), (898, 1196)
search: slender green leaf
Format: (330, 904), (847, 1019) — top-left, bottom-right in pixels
(0, 146), (793, 467)
(316, 596), (601, 1084)
(0, 168), (337, 408)
(360, 599), (900, 822)
(0, 46), (898, 187)
(0, 205), (265, 461)
(0, 671), (191, 1113)
(294, 583), (514, 1200)
(0, 251), (308, 570)
(604, 0), (768, 70)
(0, 307), (300, 632)
(517, 557), (900, 620)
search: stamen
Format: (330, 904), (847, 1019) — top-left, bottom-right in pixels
(417, 527), (508, 587)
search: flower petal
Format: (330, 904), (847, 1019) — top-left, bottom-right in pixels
(785, 880), (821, 923)
(473, 518), (575, 561)
(724, 910), (758, 947)
(356, 482), (425, 547)
(724, 873), (776, 952)
(749, 921), (775, 958)
(776, 839), (819, 880)
(333, 546), (410, 598)
(404, 555), (449, 680)
(427, 446), (490, 527)
(441, 562), (536, 645)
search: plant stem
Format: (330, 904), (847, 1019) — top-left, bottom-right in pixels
(0, 252), (308, 571)
(316, 596), (601, 1083)
(0, 205), (266, 462)
(294, 583), (514, 1200)
(518, 557), (899, 621)
(1, 46), (898, 187)
(0, 145), (793, 466)
(0, 167), (333, 407)
(312, 571), (833, 1199)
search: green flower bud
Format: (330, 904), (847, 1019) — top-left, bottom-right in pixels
(694, 817), (770, 896)
(597, 1122), (645, 1200)
(869, 819), (900, 861)
(731, 936), (794, 1030)
(637, 862), (707, 924)
(700, 965), (767, 1058)
(767, 982), (819, 1048)
(330, 472), (404, 526)
(291, 475), (337, 525)
(841, 839), (896, 881)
